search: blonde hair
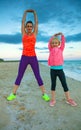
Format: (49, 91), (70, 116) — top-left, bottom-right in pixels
(51, 38), (60, 45)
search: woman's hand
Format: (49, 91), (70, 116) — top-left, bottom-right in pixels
(25, 9), (35, 13)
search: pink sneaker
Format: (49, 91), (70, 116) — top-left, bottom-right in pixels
(49, 100), (56, 107)
(66, 99), (77, 106)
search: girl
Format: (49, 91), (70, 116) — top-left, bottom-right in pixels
(48, 32), (77, 107)
(7, 9), (50, 102)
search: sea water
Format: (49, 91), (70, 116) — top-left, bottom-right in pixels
(40, 60), (81, 82)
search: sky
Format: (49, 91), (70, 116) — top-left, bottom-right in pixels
(0, 0), (81, 61)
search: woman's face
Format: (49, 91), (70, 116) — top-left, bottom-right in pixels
(50, 39), (60, 48)
(26, 23), (33, 33)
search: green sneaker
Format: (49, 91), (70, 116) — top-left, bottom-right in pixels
(7, 93), (16, 101)
(42, 94), (50, 101)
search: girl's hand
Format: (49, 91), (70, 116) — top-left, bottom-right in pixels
(58, 32), (63, 35)
(54, 32), (63, 36)
(54, 33), (58, 36)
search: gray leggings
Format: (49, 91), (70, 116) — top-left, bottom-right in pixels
(50, 69), (69, 92)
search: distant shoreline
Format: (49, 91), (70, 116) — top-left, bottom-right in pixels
(0, 59), (48, 63)
(0, 59), (81, 63)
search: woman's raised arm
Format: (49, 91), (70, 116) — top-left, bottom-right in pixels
(33, 10), (38, 36)
(21, 10), (28, 36)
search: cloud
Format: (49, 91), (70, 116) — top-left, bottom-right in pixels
(66, 33), (81, 42)
(38, 51), (49, 54)
(35, 47), (48, 50)
(0, 32), (81, 45)
(68, 47), (74, 49)
(0, 33), (21, 44)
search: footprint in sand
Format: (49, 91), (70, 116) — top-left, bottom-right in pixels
(0, 102), (10, 129)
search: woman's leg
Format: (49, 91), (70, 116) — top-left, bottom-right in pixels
(29, 56), (50, 101)
(7, 56), (29, 101)
(28, 56), (50, 101)
(30, 57), (43, 85)
(13, 56), (29, 94)
(30, 56), (48, 95)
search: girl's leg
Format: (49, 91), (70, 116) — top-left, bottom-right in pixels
(58, 70), (77, 106)
(51, 90), (56, 101)
(64, 91), (71, 100)
(57, 70), (71, 100)
(49, 90), (56, 106)
(50, 69), (57, 101)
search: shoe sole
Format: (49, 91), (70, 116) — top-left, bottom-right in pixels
(43, 98), (50, 101)
(66, 101), (77, 106)
(49, 101), (56, 107)
(50, 104), (55, 107)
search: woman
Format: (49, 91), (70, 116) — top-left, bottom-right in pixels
(7, 9), (50, 101)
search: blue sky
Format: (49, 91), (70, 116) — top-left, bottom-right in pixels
(0, 0), (81, 60)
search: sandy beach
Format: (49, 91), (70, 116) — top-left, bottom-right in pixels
(0, 61), (81, 130)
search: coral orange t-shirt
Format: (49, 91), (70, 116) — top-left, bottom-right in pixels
(22, 33), (36, 56)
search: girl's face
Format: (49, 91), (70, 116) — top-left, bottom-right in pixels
(26, 23), (33, 33)
(50, 39), (60, 48)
